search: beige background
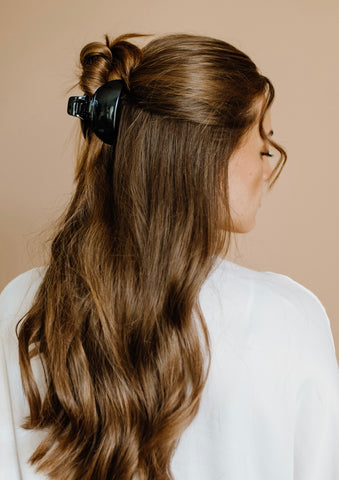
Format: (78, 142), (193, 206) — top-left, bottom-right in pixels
(1, 0), (338, 357)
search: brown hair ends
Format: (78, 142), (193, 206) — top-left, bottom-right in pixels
(17, 33), (286, 479)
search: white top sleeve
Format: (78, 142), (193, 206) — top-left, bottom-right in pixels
(0, 268), (48, 480)
(0, 332), (22, 479)
(291, 284), (339, 479)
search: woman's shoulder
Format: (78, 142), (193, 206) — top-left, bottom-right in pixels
(205, 258), (338, 378)
(209, 257), (328, 315)
(0, 266), (47, 333)
(205, 258), (334, 352)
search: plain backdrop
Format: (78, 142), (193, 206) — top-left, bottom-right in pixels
(1, 0), (338, 359)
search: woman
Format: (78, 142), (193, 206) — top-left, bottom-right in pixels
(1, 33), (339, 480)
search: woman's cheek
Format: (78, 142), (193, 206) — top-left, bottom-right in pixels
(251, 162), (265, 193)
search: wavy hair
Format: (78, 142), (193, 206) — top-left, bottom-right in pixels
(17, 33), (286, 479)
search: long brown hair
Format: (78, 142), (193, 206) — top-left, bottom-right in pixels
(17, 33), (286, 479)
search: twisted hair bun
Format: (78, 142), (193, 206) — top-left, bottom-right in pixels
(78, 33), (145, 95)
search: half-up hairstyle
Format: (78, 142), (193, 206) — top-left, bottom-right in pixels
(17, 33), (287, 479)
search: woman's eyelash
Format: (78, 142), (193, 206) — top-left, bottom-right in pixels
(261, 152), (273, 157)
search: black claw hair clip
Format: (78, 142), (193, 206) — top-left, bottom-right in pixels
(67, 80), (124, 145)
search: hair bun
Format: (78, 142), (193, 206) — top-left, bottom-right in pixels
(78, 34), (145, 95)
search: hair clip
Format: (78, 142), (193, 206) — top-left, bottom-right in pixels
(67, 79), (125, 145)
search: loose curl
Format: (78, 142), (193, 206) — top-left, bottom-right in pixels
(17, 33), (286, 479)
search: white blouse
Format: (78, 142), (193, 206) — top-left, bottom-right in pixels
(1, 259), (339, 480)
